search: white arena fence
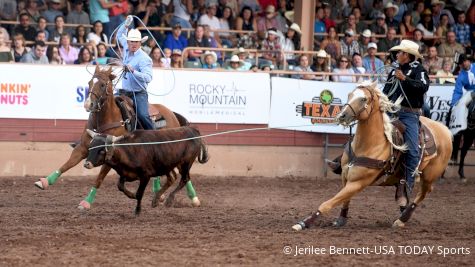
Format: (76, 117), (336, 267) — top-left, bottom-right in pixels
(0, 64), (453, 134)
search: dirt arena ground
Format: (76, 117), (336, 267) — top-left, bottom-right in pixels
(0, 173), (474, 266)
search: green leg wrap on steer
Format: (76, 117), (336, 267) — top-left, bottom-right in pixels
(152, 177), (161, 192)
(185, 181), (197, 199)
(84, 187), (97, 204)
(46, 170), (62, 185)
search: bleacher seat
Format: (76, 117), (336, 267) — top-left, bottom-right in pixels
(184, 61), (202, 68)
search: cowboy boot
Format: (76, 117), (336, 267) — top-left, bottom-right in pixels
(325, 154), (342, 175)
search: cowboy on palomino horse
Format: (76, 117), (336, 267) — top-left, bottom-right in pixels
(328, 40), (430, 199)
(298, 40), (453, 230)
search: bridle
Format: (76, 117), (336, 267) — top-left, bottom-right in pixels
(88, 75), (111, 113)
(341, 86), (376, 125)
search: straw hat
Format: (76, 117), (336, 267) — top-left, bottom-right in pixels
(123, 29), (148, 43)
(431, 0), (445, 9)
(228, 55), (244, 67)
(289, 23), (301, 34)
(284, 11), (294, 22)
(200, 50), (217, 64)
(384, 2), (399, 14)
(389, 40), (423, 59)
(422, 8), (432, 16)
(362, 29), (371, 38)
(316, 50), (327, 58)
(233, 47), (249, 57)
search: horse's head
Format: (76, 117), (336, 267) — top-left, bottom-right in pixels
(84, 66), (116, 112)
(336, 81), (379, 126)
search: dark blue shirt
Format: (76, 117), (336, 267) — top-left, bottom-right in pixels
(163, 33), (188, 51)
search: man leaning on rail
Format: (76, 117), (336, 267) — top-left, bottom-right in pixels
(327, 40), (429, 199)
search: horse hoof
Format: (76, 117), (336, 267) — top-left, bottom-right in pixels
(392, 219), (405, 228)
(151, 192), (159, 208)
(461, 178), (468, 184)
(34, 178), (49, 190)
(292, 224), (303, 231)
(159, 195), (166, 202)
(191, 197), (201, 207)
(78, 200), (91, 210)
(333, 217), (347, 227)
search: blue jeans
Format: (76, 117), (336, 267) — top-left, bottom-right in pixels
(398, 110), (420, 190)
(130, 91), (154, 130)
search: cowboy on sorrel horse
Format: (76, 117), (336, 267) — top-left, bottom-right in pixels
(293, 81), (452, 230)
(34, 66), (201, 209)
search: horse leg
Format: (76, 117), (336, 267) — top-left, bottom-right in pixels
(293, 178), (373, 231)
(451, 132), (462, 163)
(117, 176), (136, 199)
(134, 178), (150, 216)
(393, 180), (433, 227)
(78, 165), (112, 210)
(458, 131), (474, 182)
(185, 180), (200, 207)
(333, 178), (350, 227)
(34, 139), (89, 190)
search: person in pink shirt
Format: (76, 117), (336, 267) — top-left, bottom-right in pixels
(58, 33), (79, 64)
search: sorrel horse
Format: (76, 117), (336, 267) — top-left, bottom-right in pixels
(293, 81), (452, 230)
(34, 66), (201, 209)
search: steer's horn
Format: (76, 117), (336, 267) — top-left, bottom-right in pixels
(111, 135), (124, 143)
(86, 129), (98, 138)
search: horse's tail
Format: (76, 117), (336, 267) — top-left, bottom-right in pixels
(198, 138), (210, 164)
(174, 112), (190, 126)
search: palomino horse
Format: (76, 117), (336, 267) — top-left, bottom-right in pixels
(293, 81), (452, 230)
(35, 66), (200, 209)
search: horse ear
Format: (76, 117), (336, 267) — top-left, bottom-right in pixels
(94, 65), (100, 74)
(107, 67), (116, 81)
(86, 129), (98, 138)
(111, 135), (124, 143)
(371, 80), (378, 89)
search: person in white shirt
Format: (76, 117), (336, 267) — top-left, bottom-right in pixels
(198, 2), (221, 40)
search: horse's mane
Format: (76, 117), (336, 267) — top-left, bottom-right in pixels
(359, 82), (407, 152)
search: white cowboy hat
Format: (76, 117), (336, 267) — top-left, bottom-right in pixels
(384, 2), (399, 14)
(123, 29), (148, 43)
(362, 29), (371, 38)
(316, 50), (327, 58)
(200, 50), (217, 64)
(389, 39), (423, 59)
(228, 55), (244, 67)
(284, 11), (294, 22)
(289, 23), (301, 34)
(233, 47), (249, 57)
(431, 0), (445, 9)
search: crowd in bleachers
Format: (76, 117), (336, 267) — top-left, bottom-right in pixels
(0, 0), (474, 84)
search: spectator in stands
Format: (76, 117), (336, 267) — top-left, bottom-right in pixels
(13, 13), (37, 42)
(400, 11), (416, 38)
(332, 55), (356, 82)
(58, 33), (79, 64)
(370, 12), (387, 36)
(261, 65), (272, 71)
(48, 15), (66, 43)
(67, 0), (90, 32)
(36, 16), (50, 40)
(363, 42), (384, 74)
(393, 0), (408, 23)
(311, 50), (331, 81)
(250, 64), (258, 72)
(235, 6), (258, 49)
(74, 46), (93, 65)
(384, 2), (400, 30)
(338, 14), (358, 35)
(141, 35), (156, 56)
(423, 45), (444, 77)
(199, 2), (221, 39)
(72, 25), (87, 44)
(233, 47), (252, 70)
(187, 24), (210, 62)
(322, 5), (336, 30)
(169, 0), (193, 30)
(0, 29), (13, 62)
(24, 0), (41, 23)
(358, 29), (371, 56)
(431, 0), (454, 28)
(320, 26), (341, 67)
(190, 0), (206, 25)
(88, 20), (109, 45)
(341, 0), (358, 19)
(377, 27), (399, 57)
(46, 45), (64, 64)
(41, 0), (64, 32)
(281, 23), (301, 65)
(366, 0), (384, 21)
(161, 48), (171, 68)
(226, 55), (245, 71)
(85, 41), (98, 60)
(150, 46), (163, 67)
(260, 28), (282, 67)
(452, 12), (471, 48)
(218, 6), (235, 48)
(108, 0), (128, 36)
(170, 48), (183, 68)
(340, 29), (360, 58)
(11, 33), (30, 62)
(352, 7), (367, 34)
(238, 0), (260, 13)
(314, 6), (326, 46)
(256, 5), (285, 40)
(164, 23), (188, 51)
(292, 54), (316, 80)
(413, 28), (427, 54)
(411, 1), (425, 26)
(89, 0), (120, 38)
(417, 9), (435, 39)
(201, 50), (219, 69)
(437, 30), (465, 58)
(436, 58), (455, 84)
(203, 24), (223, 63)
(95, 43), (110, 65)
(35, 30), (47, 44)
(0, 0), (17, 32)
(352, 52), (367, 82)
(435, 14), (450, 45)
(20, 40), (48, 64)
